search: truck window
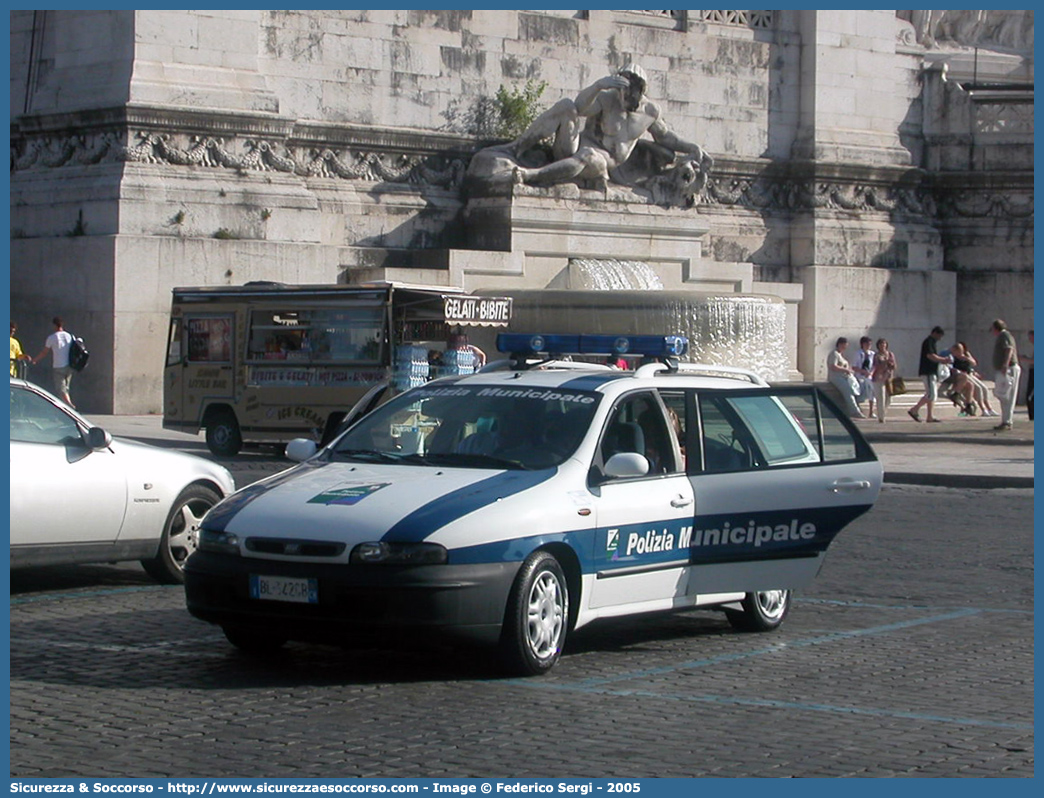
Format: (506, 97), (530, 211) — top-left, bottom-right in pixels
(186, 317), (232, 363)
(247, 307), (384, 364)
(166, 318), (182, 367)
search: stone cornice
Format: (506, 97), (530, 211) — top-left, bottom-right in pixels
(9, 107), (1033, 219)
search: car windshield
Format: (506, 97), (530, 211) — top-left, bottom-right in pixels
(329, 383), (601, 470)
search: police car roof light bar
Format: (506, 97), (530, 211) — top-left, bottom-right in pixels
(496, 333), (688, 361)
(634, 361), (769, 386)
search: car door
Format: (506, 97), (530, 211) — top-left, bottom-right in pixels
(685, 386), (882, 595)
(9, 385), (129, 548)
(586, 390), (696, 613)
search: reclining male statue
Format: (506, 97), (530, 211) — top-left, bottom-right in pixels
(466, 64), (713, 208)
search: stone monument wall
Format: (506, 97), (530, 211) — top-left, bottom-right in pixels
(9, 10), (1034, 412)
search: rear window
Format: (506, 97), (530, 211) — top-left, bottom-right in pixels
(727, 395), (816, 464)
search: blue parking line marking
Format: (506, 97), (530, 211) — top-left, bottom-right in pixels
(570, 608), (983, 688)
(510, 682), (1033, 732)
(10, 584), (174, 605)
(800, 596), (1032, 615)
(502, 606), (1033, 732)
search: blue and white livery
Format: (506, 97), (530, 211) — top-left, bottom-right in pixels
(185, 334), (882, 675)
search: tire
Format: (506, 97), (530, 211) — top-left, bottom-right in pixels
(499, 551), (569, 676)
(725, 589), (791, 632)
(141, 484), (221, 584)
(205, 409), (242, 457)
(223, 625), (288, 654)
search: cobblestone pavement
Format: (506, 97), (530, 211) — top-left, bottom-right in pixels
(10, 486), (1033, 778)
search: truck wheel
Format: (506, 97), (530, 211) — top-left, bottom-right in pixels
(499, 551), (569, 676)
(205, 409), (242, 456)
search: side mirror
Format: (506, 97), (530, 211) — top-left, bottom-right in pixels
(286, 438), (318, 462)
(604, 452), (650, 479)
(85, 427), (112, 451)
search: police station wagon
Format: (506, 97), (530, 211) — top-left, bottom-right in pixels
(184, 334), (882, 675)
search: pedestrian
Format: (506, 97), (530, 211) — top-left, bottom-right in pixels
(32, 316), (76, 407)
(9, 319), (29, 378)
(870, 338), (897, 424)
(851, 335), (876, 419)
(989, 319), (1020, 430)
(908, 325), (950, 423)
(827, 337), (864, 418)
(1019, 329), (1033, 421)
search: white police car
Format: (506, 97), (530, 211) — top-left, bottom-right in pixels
(185, 334), (881, 675)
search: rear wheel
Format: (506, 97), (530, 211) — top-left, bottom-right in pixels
(725, 589), (791, 632)
(223, 626), (288, 654)
(205, 409), (242, 456)
(499, 551), (569, 676)
(141, 485), (221, 584)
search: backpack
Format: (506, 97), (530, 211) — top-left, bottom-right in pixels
(68, 336), (89, 371)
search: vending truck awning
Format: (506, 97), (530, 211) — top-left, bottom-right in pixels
(442, 295), (513, 327)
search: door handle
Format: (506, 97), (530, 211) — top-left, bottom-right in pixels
(670, 496), (693, 508)
(830, 479), (871, 493)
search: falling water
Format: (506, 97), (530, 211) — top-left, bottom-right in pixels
(568, 258), (664, 291)
(481, 285), (789, 382)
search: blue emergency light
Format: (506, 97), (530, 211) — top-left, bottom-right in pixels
(496, 333), (688, 359)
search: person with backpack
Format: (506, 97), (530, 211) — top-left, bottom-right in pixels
(32, 316), (77, 407)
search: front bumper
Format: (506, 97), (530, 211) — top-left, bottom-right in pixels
(184, 551), (519, 647)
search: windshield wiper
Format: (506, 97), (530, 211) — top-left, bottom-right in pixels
(330, 448), (406, 464)
(421, 452), (529, 470)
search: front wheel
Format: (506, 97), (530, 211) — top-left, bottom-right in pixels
(725, 589), (791, 632)
(141, 485), (221, 584)
(205, 409), (242, 457)
(499, 551), (569, 676)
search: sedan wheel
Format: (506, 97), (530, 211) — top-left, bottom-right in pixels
(141, 485), (220, 584)
(725, 589), (791, 632)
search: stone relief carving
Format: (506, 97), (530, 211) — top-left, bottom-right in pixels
(11, 129), (1029, 221)
(897, 10), (1033, 52)
(10, 130), (468, 189)
(703, 174), (939, 218)
(935, 190), (1033, 219)
(465, 63), (713, 208)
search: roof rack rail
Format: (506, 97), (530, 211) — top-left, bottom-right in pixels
(479, 358), (613, 373)
(633, 361), (769, 386)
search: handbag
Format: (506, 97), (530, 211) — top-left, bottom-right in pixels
(887, 376), (906, 396)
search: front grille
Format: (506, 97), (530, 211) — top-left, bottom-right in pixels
(245, 538), (346, 557)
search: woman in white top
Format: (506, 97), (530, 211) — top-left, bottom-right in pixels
(827, 337), (864, 418)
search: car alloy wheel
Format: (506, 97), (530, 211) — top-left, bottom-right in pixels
(500, 551), (569, 676)
(726, 588), (791, 632)
(141, 485), (221, 584)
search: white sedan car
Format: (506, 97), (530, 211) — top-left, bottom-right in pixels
(10, 377), (235, 583)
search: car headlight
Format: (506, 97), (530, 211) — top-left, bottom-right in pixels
(199, 528), (241, 556)
(350, 541), (448, 565)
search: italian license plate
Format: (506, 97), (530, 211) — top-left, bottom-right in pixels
(249, 574), (318, 604)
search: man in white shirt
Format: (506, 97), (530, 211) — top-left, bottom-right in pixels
(33, 316), (75, 407)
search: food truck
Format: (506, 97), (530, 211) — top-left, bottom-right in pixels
(163, 281), (512, 455)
